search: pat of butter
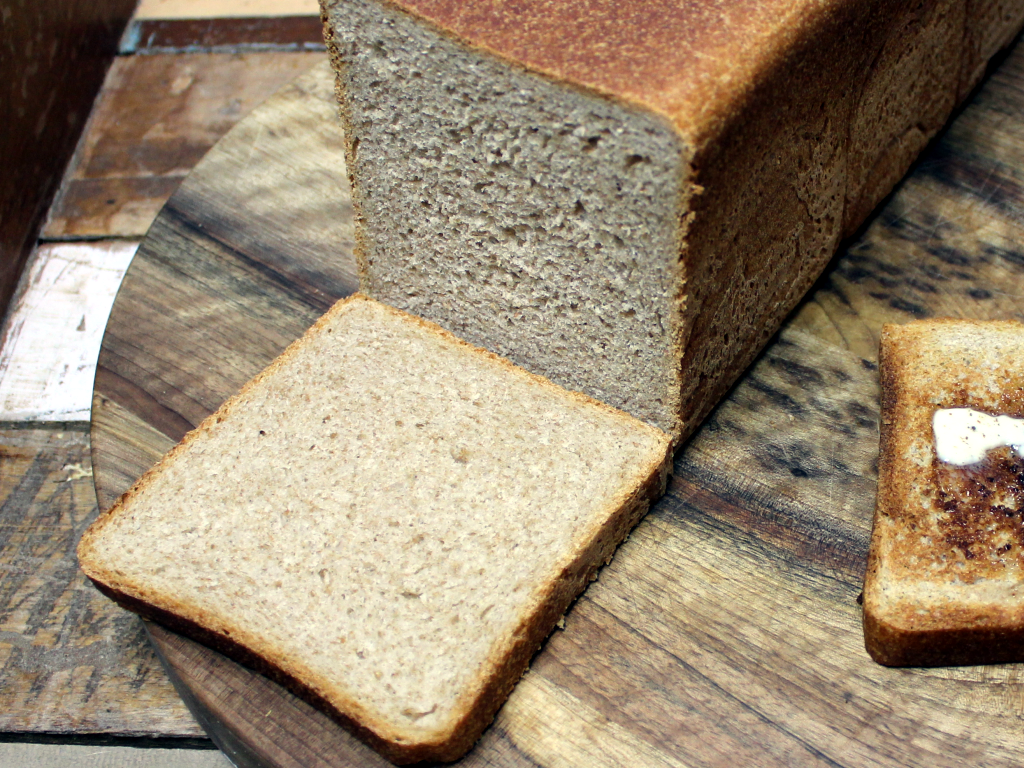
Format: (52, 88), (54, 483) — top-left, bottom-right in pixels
(933, 408), (1024, 465)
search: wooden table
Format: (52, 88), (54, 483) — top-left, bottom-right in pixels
(90, 47), (1024, 766)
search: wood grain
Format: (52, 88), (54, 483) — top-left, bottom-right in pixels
(133, 0), (320, 19)
(123, 17), (325, 52)
(91, 63), (355, 512)
(0, 0), (135, 319)
(0, 742), (227, 768)
(92, 43), (1024, 766)
(0, 427), (200, 736)
(0, 241), (138, 423)
(44, 52), (326, 240)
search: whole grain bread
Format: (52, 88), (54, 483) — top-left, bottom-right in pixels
(864, 319), (1024, 667)
(321, 0), (1024, 440)
(77, 294), (672, 763)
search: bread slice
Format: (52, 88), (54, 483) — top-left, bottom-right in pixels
(321, 0), (1024, 441)
(77, 294), (671, 763)
(864, 319), (1024, 667)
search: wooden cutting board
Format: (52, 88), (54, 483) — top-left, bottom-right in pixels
(92, 51), (1024, 767)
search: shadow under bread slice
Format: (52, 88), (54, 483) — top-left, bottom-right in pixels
(76, 293), (671, 764)
(864, 319), (1024, 667)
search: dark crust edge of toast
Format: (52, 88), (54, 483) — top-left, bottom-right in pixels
(82, 453), (669, 764)
(863, 319), (1024, 667)
(80, 292), (674, 763)
(862, 322), (902, 665)
(863, 603), (1024, 667)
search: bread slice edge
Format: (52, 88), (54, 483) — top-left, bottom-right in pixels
(78, 292), (672, 762)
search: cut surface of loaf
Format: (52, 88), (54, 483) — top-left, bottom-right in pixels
(321, 0), (1024, 440)
(77, 294), (671, 763)
(864, 319), (1024, 667)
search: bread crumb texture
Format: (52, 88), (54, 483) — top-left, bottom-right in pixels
(865, 319), (1024, 665)
(322, 0), (1024, 443)
(326, 0), (687, 435)
(80, 296), (669, 749)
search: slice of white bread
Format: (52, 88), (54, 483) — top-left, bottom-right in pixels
(77, 294), (672, 763)
(321, 0), (1024, 440)
(864, 319), (1024, 666)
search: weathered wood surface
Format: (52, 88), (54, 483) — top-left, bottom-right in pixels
(91, 45), (1024, 765)
(0, 0), (135, 320)
(0, 427), (200, 735)
(91, 62), (355, 512)
(0, 741), (227, 768)
(122, 16), (324, 53)
(0, 242), (138, 424)
(133, 0), (319, 18)
(0, 15), (333, 745)
(43, 51), (326, 240)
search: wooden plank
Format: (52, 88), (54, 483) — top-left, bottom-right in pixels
(90, 62), (355, 512)
(0, 743), (226, 768)
(0, 242), (138, 424)
(71, 52), (329, 177)
(88, 35), (1024, 764)
(41, 178), (185, 242)
(43, 52), (326, 240)
(123, 17), (325, 52)
(147, 624), (392, 768)
(0, 428), (201, 736)
(91, 397), (176, 515)
(134, 0), (319, 18)
(0, 0), (135, 319)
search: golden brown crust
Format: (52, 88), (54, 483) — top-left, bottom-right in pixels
(84, 579), (438, 764)
(321, 0), (1024, 444)
(864, 319), (1024, 667)
(404, 448), (670, 762)
(369, 0), (1006, 151)
(864, 605), (1024, 667)
(378, 0), (865, 145)
(79, 292), (671, 762)
(330, 0), (1023, 440)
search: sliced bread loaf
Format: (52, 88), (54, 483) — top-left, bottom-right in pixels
(77, 294), (672, 763)
(321, 0), (1024, 440)
(864, 319), (1024, 666)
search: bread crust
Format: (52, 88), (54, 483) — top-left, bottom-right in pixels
(361, 0), (886, 144)
(864, 319), (1024, 667)
(79, 293), (672, 763)
(321, 0), (1024, 441)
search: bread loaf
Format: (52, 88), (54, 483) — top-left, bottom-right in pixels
(321, 0), (1024, 440)
(864, 319), (1024, 667)
(77, 294), (672, 763)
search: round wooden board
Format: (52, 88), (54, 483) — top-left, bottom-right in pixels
(93, 52), (1024, 767)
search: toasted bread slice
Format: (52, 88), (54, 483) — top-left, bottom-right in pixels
(864, 319), (1024, 666)
(77, 294), (671, 763)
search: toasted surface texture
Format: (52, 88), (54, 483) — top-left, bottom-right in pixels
(322, 0), (1024, 439)
(864, 319), (1024, 667)
(78, 294), (671, 763)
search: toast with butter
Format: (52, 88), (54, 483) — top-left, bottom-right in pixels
(864, 319), (1024, 666)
